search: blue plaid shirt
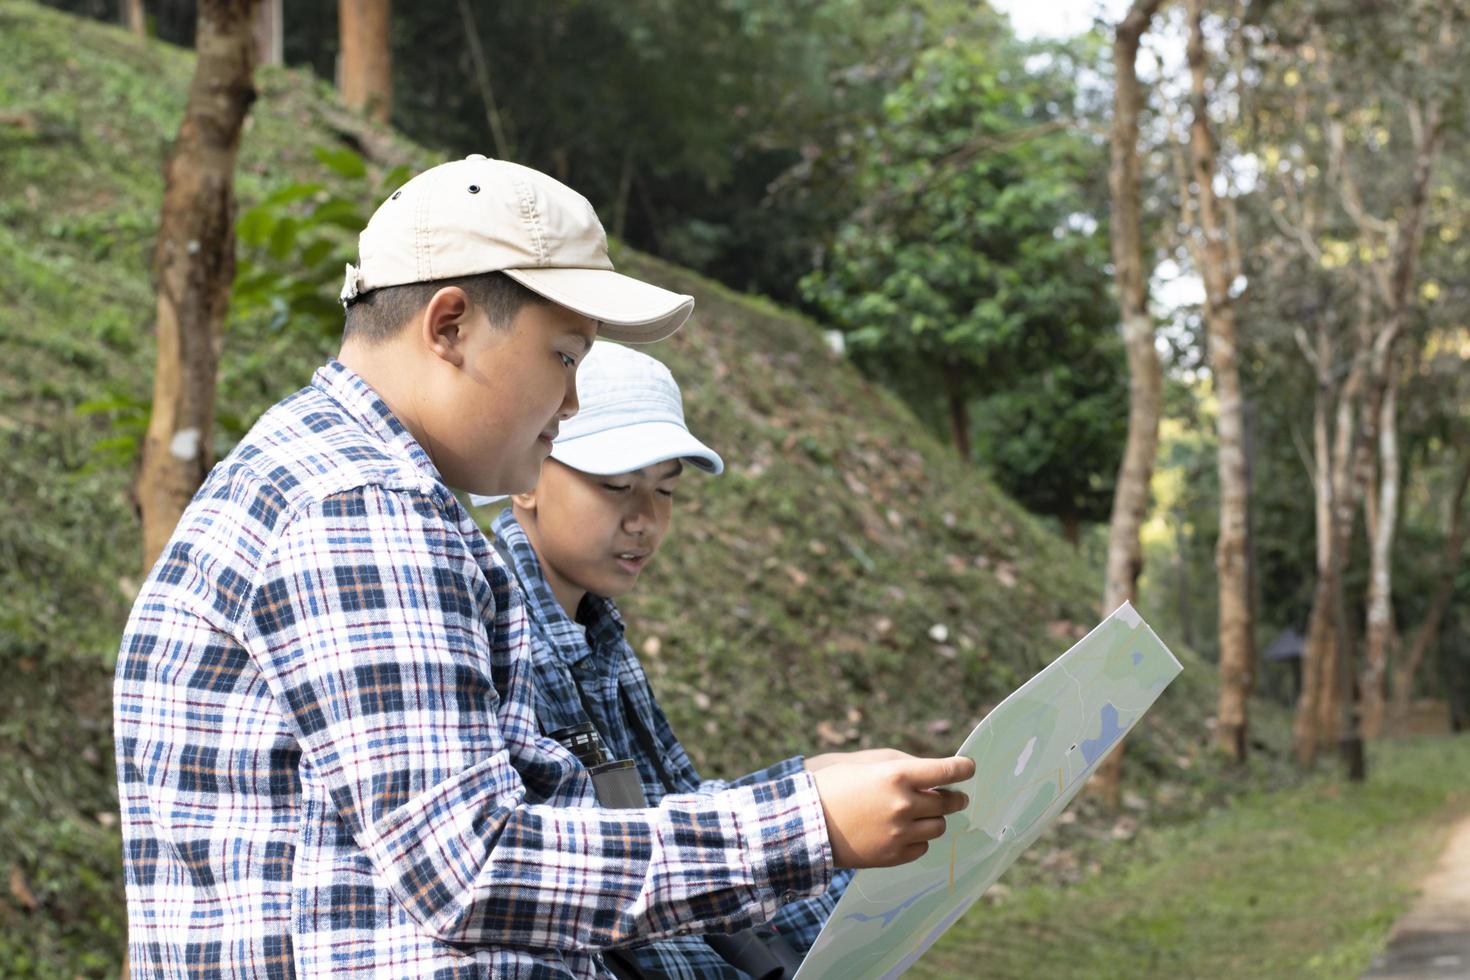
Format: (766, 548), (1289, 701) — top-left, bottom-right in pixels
(113, 361), (832, 978)
(492, 513), (851, 979)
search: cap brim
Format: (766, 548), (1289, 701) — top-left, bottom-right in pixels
(551, 420), (723, 476)
(502, 267), (693, 344)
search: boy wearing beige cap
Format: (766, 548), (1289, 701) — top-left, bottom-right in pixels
(115, 156), (973, 978)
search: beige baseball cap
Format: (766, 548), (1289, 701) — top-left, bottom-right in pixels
(339, 155), (694, 343)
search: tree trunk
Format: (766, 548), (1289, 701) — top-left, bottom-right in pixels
(1391, 450), (1470, 723)
(1311, 326), (1332, 577)
(124, 0), (147, 36)
(253, 0), (282, 67)
(1294, 94), (1442, 768)
(1295, 297), (1369, 766)
(457, 0), (512, 159)
(1092, 0), (1164, 810)
(338, 0), (391, 123)
(1062, 515), (1081, 550)
(942, 360), (973, 462)
(1186, 0), (1254, 764)
(1173, 522), (1194, 651)
(1360, 381), (1399, 738)
(135, 0), (258, 572)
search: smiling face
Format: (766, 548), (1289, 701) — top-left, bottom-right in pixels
(512, 457), (684, 615)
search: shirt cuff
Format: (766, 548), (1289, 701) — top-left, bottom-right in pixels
(737, 768), (833, 918)
(730, 754), (806, 788)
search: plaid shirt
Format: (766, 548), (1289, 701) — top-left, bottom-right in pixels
(114, 360), (832, 979)
(492, 513), (851, 979)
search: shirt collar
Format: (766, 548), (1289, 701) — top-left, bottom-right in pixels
(311, 359), (446, 489)
(492, 511), (625, 668)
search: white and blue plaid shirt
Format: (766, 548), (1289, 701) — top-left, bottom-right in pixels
(114, 360), (833, 978)
(493, 513), (852, 978)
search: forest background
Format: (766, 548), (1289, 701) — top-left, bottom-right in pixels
(2, 0), (1469, 976)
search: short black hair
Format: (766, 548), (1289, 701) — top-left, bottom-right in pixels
(342, 271), (549, 345)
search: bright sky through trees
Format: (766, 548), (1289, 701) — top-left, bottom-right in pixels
(990, 0), (1132, 40)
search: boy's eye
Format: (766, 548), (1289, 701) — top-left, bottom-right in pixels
(557, 352), (576, 368)
(602, 483), (631, 493)
(657, 489), (675, 498)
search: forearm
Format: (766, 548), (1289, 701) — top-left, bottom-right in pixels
(356, 752), (833, 949)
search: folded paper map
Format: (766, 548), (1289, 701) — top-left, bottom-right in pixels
(795, 602), (1183, 979)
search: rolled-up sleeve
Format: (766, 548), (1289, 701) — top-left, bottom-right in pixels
(696, 756), (808, 795)
(244, 485), (832, 950)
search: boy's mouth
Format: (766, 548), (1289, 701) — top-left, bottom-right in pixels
(613, 550), (649, 574)
(537, 427), (558, 446)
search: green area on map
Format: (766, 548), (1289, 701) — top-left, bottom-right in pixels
(795, 602), (1183, 979)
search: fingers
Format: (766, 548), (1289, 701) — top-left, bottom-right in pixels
(910, 787), (969, 819)
(894, 755), (976, 790)
(897, 840), (930, 865)
(910, 815), (949, 843)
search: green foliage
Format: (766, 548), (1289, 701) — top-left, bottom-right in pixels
(801, 31), (1126, 529)
(231, 151), (411, 341)
(74, 389), (150, 471)
(257, 0), (1021, 306)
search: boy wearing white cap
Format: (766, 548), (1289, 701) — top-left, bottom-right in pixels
(115, 156), (973, 978)
(485, 342), (873, 978)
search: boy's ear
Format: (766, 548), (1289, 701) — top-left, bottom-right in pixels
(510, 490), (538, 513)
(419, 286), (472, 366)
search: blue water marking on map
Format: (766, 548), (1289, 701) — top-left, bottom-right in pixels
(1132, 651), (1143, 665)
(843, 882), (944, 929)
(1080, 702), (1126, 764)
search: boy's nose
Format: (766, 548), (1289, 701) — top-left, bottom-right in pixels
(558, 375), (580, 420)
(623, 497), (656, 533)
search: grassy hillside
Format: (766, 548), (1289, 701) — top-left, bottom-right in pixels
(0, 3), (1254, 972)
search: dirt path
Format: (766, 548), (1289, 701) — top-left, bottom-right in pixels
(1363, 811), (1470, 979)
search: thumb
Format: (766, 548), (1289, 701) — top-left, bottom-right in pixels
(896, 755), (976, 790)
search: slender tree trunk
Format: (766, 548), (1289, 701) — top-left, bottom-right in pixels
(1186, 0), (1254, 763)
(1331, 112), (1439, 770)
(1309, 324), (1332, 575)
(1360, 382), (1399, 737)
(1294, 95), (1442, 767)
(338, 0), (391, 123)
(457, 0), (512, 159)
(124, 0), (147, 36)
(1173, 520), (1195, 651)
(1062, 515), (1081, 550)
(1092, 0), (1164, 810)
(1289, 318), (1334, 732)
(253, 0), (282, 67)
(613, 143), (636, 242)
(135, 0), (258, 572)
(1295, 302), (1369, 766)
(1391, 451), (1470, 723)
(942, 361), (973, 462)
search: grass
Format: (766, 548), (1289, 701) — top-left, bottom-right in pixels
(916, 735), (1470, 979)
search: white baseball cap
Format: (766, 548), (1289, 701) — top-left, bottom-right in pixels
(469, 342), (722, 506)
(340, 155), (694, 344)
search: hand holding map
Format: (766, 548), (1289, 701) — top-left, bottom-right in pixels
(795, 602), (1183, 978)
(813, 755), (975, 868)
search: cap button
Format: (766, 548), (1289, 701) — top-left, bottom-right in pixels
(465, 153), (488, 162)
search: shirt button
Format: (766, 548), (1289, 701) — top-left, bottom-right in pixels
(781, 890), (798, 905)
